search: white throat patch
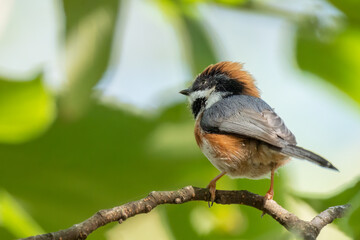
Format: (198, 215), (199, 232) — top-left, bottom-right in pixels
(188, 87), (228, 110)
(188, 88), (213, 105)
(205, 91), (226, 109)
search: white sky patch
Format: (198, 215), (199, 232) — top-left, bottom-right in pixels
(0, 0), (62, 86)
(99, 0), (191, 110)
(0, 0), (14, 38)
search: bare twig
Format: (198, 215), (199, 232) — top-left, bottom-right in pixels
(20, 186), (350, 240)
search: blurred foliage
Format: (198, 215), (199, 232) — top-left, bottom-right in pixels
(328, 0), (360, 25)
(0, 0), (359, 239)
(157, 0), (217, 73)
(296, 0), (360, 105)
(60, 0), (119, 119)
(298, 179), (360, 239)
(0, 190), (44, 238)
(0, 75), (55, 143)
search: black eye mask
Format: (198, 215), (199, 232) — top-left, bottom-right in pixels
(192, 97), (206, 118)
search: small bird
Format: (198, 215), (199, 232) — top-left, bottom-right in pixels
(180, 61), (338, 204)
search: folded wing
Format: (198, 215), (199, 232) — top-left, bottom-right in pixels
(200, 95), (297, 148)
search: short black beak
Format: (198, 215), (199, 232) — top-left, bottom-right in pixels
(179, 89), (190, 96)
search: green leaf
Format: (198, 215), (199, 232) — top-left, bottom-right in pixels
(296, 25), (360, 104)
(60, 0), (120, 119)
(0, 190), (44, 239)
(328, 0), (360, 25)
(0, 75), (55, 143)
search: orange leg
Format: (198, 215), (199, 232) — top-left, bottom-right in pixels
(207, 171), (226, 207)
(265, 169), (275, 200)
(261, 169), (275, 217)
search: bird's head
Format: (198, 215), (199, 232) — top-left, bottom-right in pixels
(180, 61), (259, 118)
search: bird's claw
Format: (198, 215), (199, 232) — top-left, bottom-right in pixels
(264, 190), (274, 201)
(207, 183), (216, 207)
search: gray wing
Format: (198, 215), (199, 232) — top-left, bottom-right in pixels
(200, 95), (297, 147)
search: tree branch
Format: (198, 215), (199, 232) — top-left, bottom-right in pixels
(20, 186), (350, 240)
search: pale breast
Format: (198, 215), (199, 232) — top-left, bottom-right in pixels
(194, 117), (290, 179)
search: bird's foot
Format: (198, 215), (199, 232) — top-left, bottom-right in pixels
(206, 172), (226, 207)
(207, 181), (216, 207)
(264, 190), (274, 201)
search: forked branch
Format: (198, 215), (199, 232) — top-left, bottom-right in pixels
(21, 186), (350, 240)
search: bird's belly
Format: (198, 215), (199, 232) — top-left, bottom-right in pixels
(199, 133), (290, 179)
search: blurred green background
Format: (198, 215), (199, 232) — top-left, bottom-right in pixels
(0, 0), (359, 239)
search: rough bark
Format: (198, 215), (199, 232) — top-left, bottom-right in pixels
(21, 186), (350, 240)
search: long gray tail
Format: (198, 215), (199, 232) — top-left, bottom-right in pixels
(280, 145), (338, 171)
